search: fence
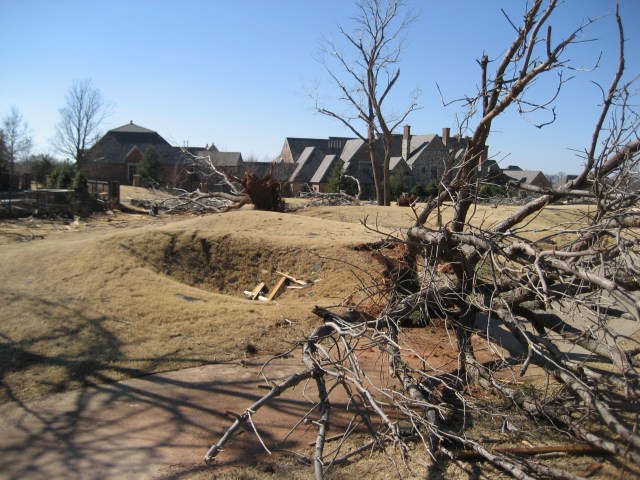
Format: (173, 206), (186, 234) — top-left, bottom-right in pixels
(0, 181), (120, 218)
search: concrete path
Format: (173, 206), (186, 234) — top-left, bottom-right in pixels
(0, 356), (330, 480)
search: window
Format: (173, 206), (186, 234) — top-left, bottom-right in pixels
(128, 164), (139, 183)
(431, 166), (439, 180)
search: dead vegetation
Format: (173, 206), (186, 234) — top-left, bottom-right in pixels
(136, 155), (287, 215)
(204, 2), (640, 479)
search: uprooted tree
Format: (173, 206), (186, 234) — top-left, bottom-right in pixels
(205, 2), (639, 478)
(141, 152), (286, 214)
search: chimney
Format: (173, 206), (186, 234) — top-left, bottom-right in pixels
(402, 124), (411, 160)
(442, 127), (450, 146)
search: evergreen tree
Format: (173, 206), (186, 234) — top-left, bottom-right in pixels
(139, 146), (161, 186)
(48, 161), (75, 188)
(328, 164), (343, 193)
(390, 171), (406, 199)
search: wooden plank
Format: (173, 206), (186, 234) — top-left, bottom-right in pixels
(250, 282), (266, 300)
(275, 271), (309, 286)
(267, 276), (288, 301)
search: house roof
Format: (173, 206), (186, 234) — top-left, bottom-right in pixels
(110, 121), (157, 134)
(310, 154), (338, 184)
(282, 138), (328, 163)
(339, 138), (365, 167)
(406, 141), (434, 167)
(389, 156), (408, 171)
(409, 134), (437, 152)
(501, 169), (548, 185)
(86, 122), (182, 166)
(554, 174), (578, 187)
(193, 151), (242, 168)
(290, 146), (332, 185)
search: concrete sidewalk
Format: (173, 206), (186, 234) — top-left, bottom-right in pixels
(0, 356), (325, 480)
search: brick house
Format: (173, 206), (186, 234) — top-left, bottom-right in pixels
(403, 126), (468, 188)
(81, 121), (242, 190)
(274, 126), (467, 198)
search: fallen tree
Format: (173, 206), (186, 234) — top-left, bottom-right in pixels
(134, 156), (286, 214)
(204, 2), (639, 478)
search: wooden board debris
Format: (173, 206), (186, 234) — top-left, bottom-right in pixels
(267, 276), (288, 301)
(249, 282), (266, 300)
(276, 271), (309, 286)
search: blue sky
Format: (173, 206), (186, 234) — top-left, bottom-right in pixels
(1, 0), (638, 174)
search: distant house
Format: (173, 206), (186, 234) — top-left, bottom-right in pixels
(274, 126), (467, 198)
(82, 121), (242, 189)
(551, 174), (578, 189)
(403, 126), (467, 188)
(500, 165), (552, 189)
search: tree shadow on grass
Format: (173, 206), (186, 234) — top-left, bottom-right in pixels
(0, 292), (331, 480)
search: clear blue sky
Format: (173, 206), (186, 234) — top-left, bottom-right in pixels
(1, 0), (638, 174)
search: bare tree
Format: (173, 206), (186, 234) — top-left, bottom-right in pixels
(313, 0), (419, 206)
(206, 2), (640, 479)
(1, 106), (32, 181)
(52, 79), (113, 164)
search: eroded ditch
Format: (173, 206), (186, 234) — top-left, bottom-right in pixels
(119, 229), (358, 299)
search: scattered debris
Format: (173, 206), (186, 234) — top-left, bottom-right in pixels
(244, 272), (310, 302)
(299, 191), (360, 207)
(249, 282), (267, 300)
(267, 276), (288, 301)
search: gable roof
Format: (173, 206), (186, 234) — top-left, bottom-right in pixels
(410, 134), (437, 152)
(87, 122), (181, 166)
(282, 138), (328, 163)
(310, 154), (338, 184)
(389, 156), (408, 171)
(289, 146), (317, 183)
(502, 169), (550, 186)
(406, 138), (437, 167)
(110, 121), (157, 134)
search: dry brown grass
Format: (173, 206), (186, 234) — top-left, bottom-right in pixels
(0, 191), (591, 404)
(0, 191), (606, 479)
(0, 207), (390, 403)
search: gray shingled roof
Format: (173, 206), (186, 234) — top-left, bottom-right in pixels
(502, 169), (549, 186)
(406, 142), (432, 167)
(284, 138), (328, 163)
(86, 122), (182, 166)
(310, 154), (338, 184)
(340, 138), (365, 164)
(110, 121), (157, 134)
(290, 147), (333, 185)
(389, 156), (408, 171)
(289, 146), (317, 182)
(193, 151), (242, 168)
(410, 134), (437, 152)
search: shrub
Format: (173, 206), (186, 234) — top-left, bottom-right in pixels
(48, 162), (75, 189)
(479, 183), (507, 198)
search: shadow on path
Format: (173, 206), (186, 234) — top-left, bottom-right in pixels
(0, 355), (342, 480)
